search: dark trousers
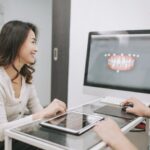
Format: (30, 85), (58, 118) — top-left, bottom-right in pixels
(0, 140), (42, 150)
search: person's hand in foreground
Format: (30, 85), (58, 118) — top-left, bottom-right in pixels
(33, 99), (67, 120)
(122, 98), (150, 117)
(93, 118), (137, 150)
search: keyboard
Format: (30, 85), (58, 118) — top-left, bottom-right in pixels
(100, 96), (125, 105)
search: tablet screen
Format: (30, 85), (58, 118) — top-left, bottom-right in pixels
(41, 112), (103, 134)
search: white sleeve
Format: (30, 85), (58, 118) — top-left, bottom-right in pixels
(0, 87), (33, 141)
(0, 115), (33, 142)
(27, 85), (43, 113)
(0, 86), (8, 141)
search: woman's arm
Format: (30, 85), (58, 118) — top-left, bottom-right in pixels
(27, 85), (43, 113)
(0, 115), (33, 141)
(32, 98), (67, 120)
(0, 93), (33, 141)
(28, 85), (67, 120)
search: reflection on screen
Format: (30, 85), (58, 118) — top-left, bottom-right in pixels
(47, 112), (99, 130)
(85, 31), (150, 93)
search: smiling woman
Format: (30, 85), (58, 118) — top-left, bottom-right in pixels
(19, 30), (37, 65)
(0, 20), (67, 150)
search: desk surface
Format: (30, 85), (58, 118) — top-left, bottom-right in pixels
(5, 99), (145, 150)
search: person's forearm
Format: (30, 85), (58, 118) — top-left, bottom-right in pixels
(0, 116), (33, 141)
(144, 106), (150, 117)
(32, 108), (55, 120)
(32, 112), (44, 120)
(110, 134), (137, 150)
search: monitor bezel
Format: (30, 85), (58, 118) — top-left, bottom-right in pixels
(84, 30), (150, 94)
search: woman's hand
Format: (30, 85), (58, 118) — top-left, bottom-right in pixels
(49, 115), (66, 125)
(122, 98), (150, 117)
(33, 99), (67, 120)
(42, 99), (67, 118)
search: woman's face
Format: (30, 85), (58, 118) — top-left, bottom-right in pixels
(19, 30), (37, 65)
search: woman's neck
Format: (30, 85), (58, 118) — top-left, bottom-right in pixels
(4, 61), (23, 80)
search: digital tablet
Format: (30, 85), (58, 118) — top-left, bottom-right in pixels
(40, 112), (104, 135)
(94, 105), (137, 120)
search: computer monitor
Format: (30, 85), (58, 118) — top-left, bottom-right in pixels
(83, 30), (150, 104)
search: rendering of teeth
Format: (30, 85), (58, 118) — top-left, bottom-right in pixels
(133, 54), (136, 57)
(125, 63), (128, 68)
(106, 52), (140, 73)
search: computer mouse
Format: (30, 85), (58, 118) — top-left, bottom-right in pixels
(122, 103), (133, 111)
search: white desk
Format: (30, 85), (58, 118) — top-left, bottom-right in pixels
(5, 99), (149, 150)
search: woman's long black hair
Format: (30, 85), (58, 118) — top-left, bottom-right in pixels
(0, 20), (38, 84)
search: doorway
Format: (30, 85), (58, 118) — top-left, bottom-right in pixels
(51, 0), (71, 105)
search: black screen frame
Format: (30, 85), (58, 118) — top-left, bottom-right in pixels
(84, 30), (150, 94)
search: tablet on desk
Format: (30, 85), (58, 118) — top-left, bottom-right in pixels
(40, 112), (104, 135)
(94, 105), (137, 120)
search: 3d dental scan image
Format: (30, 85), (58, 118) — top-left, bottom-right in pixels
(85, 31), (150, 93)
(105, 53), (139, 73)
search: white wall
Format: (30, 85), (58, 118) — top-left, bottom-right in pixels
(68, 0), (150, 107)
(1, 0), (52, 106)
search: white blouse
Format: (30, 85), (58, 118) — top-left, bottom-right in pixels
(0, 67), (43, 141)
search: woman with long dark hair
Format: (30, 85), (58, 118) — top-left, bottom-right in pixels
(0, 20), (66, 149)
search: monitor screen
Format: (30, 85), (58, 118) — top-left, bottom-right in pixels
(84, 30), (150, 94)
